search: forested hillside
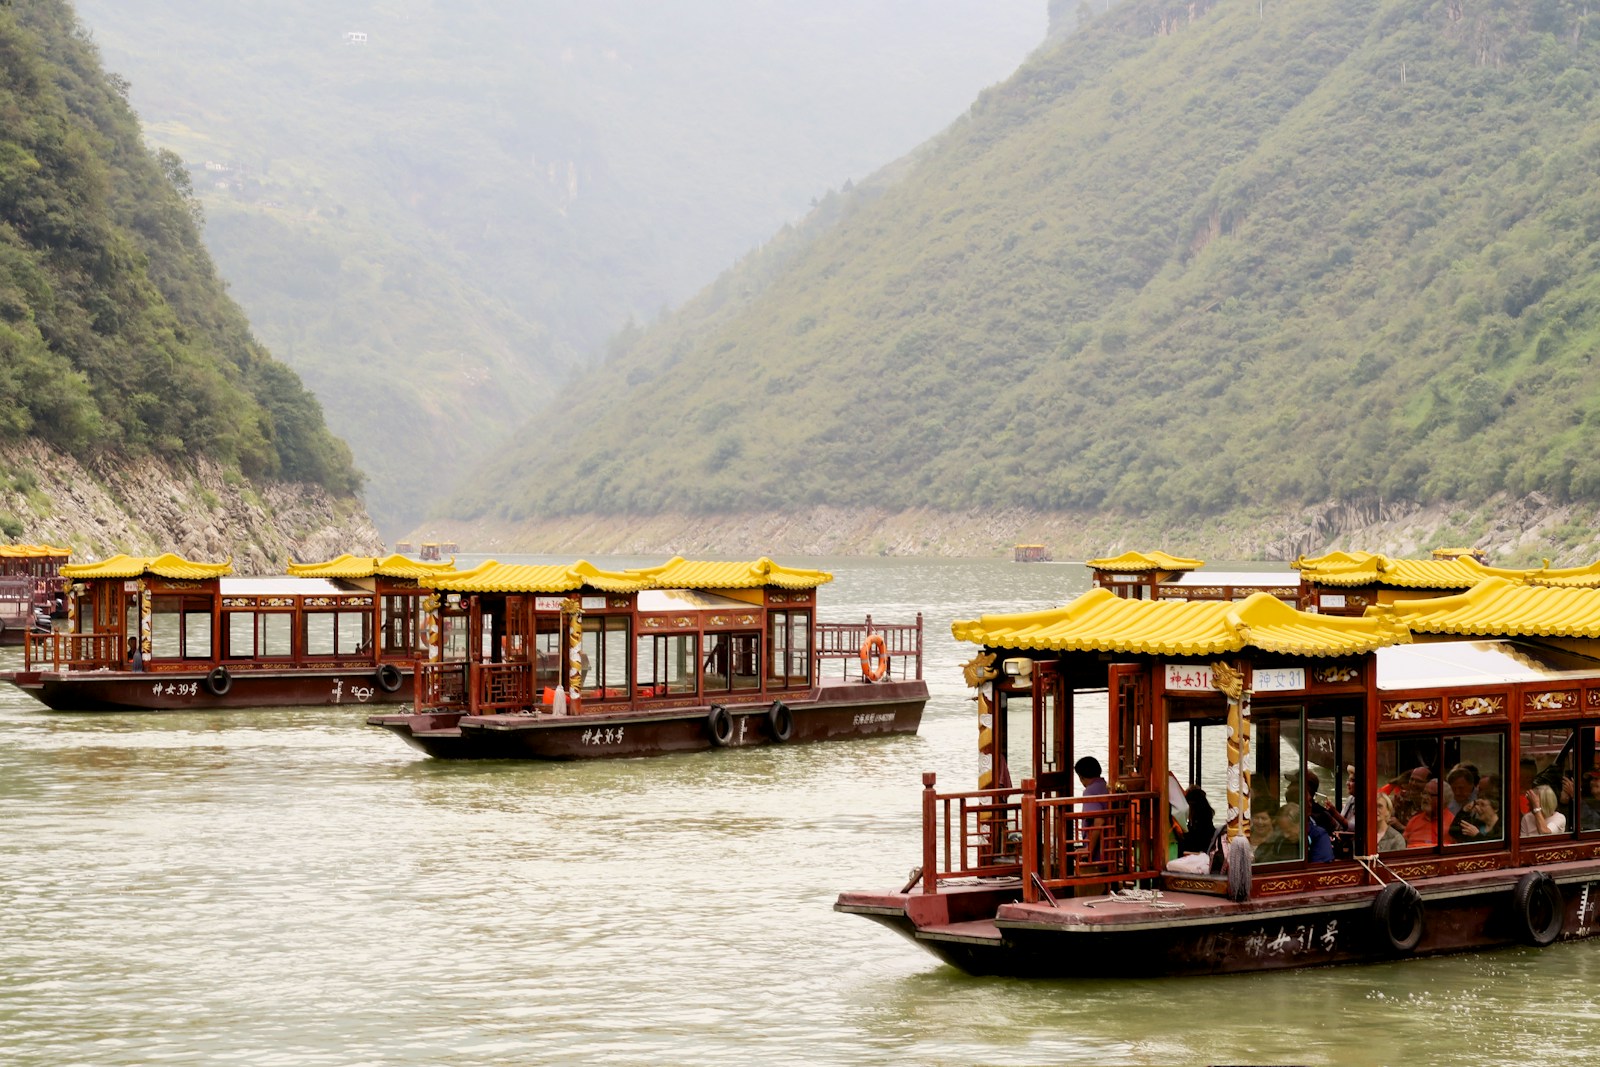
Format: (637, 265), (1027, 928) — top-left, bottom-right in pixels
(449, 0), (1600, 539)
(72, 0), (1045, 532)
(0, 0), (359, 496)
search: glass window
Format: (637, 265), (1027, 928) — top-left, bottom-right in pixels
(639, 633), (698, 697)
(303, 610), (370, 657)
(224, 611), (255, 659)
(579, 615), (630, 697)
(534, 616), (562, 692)
(149, 595), (213, 660)
(1250, 711), (1306, 864)
(1378, 732), (1505, 850)
(381, 594), (424, 655)
(1520, 726), (1578, 838)
(766, 610), (811, 687)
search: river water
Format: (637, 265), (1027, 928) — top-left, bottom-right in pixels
(2, 556), (1598, 1066)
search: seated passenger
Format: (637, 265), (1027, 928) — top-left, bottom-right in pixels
(1444, 762), (1480, 815)
(1522, 784), (1568, 837)
(1581, 772), (1600, 831)
(1404, 779), (1441, 847)
(1450, 794), (1500, 843)
(1375, 793), (1406, 852)
(1177, 786), (1217, 855)
(1254, 803), (1303, 863)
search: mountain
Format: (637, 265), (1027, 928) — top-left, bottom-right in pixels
(0, 0), (375, 563)
(70, 0), (1047, 533)
(443, 0), (1600, 558)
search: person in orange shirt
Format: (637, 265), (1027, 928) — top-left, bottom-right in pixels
(1404, 779), (1441, 847)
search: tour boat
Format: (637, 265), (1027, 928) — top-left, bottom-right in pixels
(1086, 550), (1299, 604)
(367, 556), (926, 760)
(837, 580), (1600, 977)
(0, 543), (70, 643)
(1294, 549), (1600, 616)
(4, 552), (452, 710)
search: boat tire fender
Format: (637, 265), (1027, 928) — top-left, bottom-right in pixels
(1371, 881), (1424, 953)
(707, 704), (733, 747)
(768, 701), (794, 742)
(375, 663), (404, 693)
(860, 633), (889, 682)
(204, 666), (233, 697)
(1511, 870), (1564, 946)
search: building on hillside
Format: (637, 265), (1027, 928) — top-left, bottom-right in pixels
(344, 31), (368, 45)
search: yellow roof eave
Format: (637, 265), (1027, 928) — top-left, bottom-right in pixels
(625, 556), (833, 590)
(953, 588), (1409, 658)
(286, 553), (458, 580)
(1083, 550), (1204, 573)
(422, 559), (652, 595)
(61, 552), (232, 580)
(1384, 576), (1600, 638)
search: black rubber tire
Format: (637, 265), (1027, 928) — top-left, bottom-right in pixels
(204, 666), (233, 697)
(1511, 871), (1564, 946)
(707, 704), (733, 747)
(768, 701), (794, 742)
(376, 663), (404, 693)
(1371, 881), (1424, 953)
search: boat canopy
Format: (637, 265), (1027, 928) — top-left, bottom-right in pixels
(624, 556), (832, 590)
(1383, 576), (1600, 638)
(1082, 550), (1203, 573)
(286, 553), (456, 580)
(951, 588), (1409, 657)
(61, 553), (233, 580)
(220, 576), (348, 597)
(1375, 638), (1600, 690)
(0, 544), (70, 559)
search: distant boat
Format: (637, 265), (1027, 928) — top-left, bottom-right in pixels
(1012, 544), (1051, 563)
(0, 544), (70, 644)
(369, 556), (928, 760)
(3, 552), (453, 710)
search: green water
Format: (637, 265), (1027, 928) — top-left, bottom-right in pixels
(2, 557), (1597, 1065)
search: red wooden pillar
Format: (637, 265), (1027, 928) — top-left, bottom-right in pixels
(921, 772), (938, 896)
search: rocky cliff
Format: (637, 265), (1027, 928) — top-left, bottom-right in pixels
(0, 440), (381, 573)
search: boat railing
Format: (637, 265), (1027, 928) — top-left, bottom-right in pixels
(916, 773), (1160, 897)
(918, 774), (1027, 891)
(471, 660), (533, 713)
(815, 614), (923, 682)
(24, 630), (122, 671)
(416, 660), (468, 710)
(1019, 782), (1161, 900)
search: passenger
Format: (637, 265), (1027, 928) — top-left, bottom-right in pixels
(1302, 770), (1344, 856)
(1075, 756), (1110, 861)
(1177, 785), (1217, 855)
(1387, 766), (1431, 826)
(1339, 764), (1358, 825)
(126, 636), (143, 672)
(1254, 804), (1302, 863)
(1404, 779), (1441, 847)
(1444, 763), (1480, 815)
(1581, 772), (1600, 831)
(1375, 793), (1406, 851)
(1449, 792), (1500, 843)
(1248, 800), (1276, 850)
(1521, 784), (1568, 837)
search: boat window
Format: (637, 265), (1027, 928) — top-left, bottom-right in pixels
(381, 594), (426, 656)
(303, 609), (372, 658)
(1250, 710), (1306, 864)
(1520, 725), (1587, 838)
(1378, 732), (1505, 850)
(534, 615), (561, 692)
(440, 610), (469, 662)
(766, 610), (812, 688)
(638, 633), (698, 698)
(222, 610), (293, 660)
(703, 631), (760, 692)
(149, 595), (213, 661)
(580, 615), (630, 698)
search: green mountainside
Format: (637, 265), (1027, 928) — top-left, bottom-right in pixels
(0, 0), (359, 496)
(450, 0), (1600, 530)
(70, 0), (1045, 532)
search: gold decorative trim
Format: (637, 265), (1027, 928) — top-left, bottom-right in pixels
(1527, 689), (1579, 712)
(1313, 664), (1360, 684)
(1451, 694), (1505, 718)
(1383, 698), (1440, 721)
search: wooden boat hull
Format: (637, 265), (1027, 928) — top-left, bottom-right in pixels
(369, 679), (927, 760)
(838, 861), (1600, 977)
(3, 668), (413, 711)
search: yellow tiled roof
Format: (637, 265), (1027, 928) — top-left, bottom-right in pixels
(626, 556), (833, 590)
(1298, 551), (1600, 590)
(422, 559), (651, 594)
(952, 588), (1409, 657)
(286, 553), (457, 580)
(0, 544), (70, 558)
(1384, 577), (1600, 637)
(1083, 550), (1204, 573)
(60, 553), (233, 580)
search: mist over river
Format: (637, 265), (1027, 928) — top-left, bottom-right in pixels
(3, 557), (1598, 1066)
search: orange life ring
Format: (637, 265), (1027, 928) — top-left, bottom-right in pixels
(860, 633), (889, 682)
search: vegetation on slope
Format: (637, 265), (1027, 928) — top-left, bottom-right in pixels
(0, 1), (359, 493)
(450, 0), (1600, 526)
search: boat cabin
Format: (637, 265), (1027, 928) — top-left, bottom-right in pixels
(1087, 550), (1299, 604)
(30, 552), (448, 674)
(411, 556), (916, 716)
(0, 543), (70, 635)
(1013, 544), (1052, 563)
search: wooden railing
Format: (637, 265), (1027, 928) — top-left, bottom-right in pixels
(25, 631), (122, 671)
(471, 661), (533, 713)
(815, 613), (923, 682)
(917, 773), (1159, 899)
(416, 661), (468, 710)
